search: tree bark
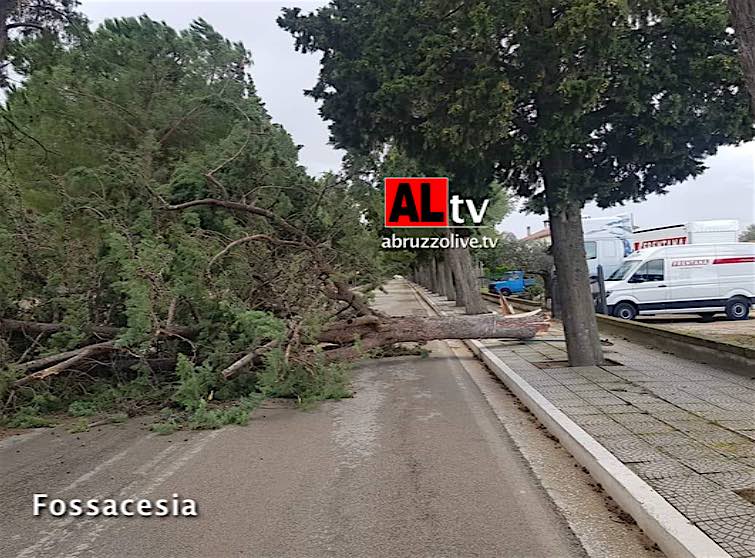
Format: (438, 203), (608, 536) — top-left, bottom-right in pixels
(437, 259), (449, 298)
(546, 197), (604, 366)
(14, 341), (117, 387)
(728, 0), (755, 116)
(452, 261), (465, 306)
(429, 256), (439, 293)
(448, 244), (487, 314)
(318, 311), (548, 346)
(442, 254), (455, 301)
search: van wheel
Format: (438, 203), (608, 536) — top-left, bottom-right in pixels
(698, 313), (716, 322)
(613, 302), (637, 321)
(499, 288), (511, 296)
(725, 298), (750, 321)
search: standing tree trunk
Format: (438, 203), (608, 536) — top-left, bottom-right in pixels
(546, 197), (604, 366)
(452, 264), (465, 307)
(447, 242), (487, 315)
(430, 256), (439, 293)
(437, 258), (448, 298)
(728, 0), (755, 116)
(443, 253), (455, 301)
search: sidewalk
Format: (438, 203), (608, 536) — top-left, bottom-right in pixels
(421, 289), (755, 558)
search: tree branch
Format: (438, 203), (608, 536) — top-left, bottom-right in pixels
(14, 341), (117, 387)
(6, 22), (45, 31)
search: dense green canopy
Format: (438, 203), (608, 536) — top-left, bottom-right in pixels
(280, 0), (753, 211)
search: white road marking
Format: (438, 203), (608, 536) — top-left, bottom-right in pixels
(16, 430), (221, 558)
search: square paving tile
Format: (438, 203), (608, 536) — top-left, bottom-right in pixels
(633, 402), (684, 414)
(650, 474), (722, 494)
(623, 421), (676, 434)
(582, 397), (628, 406)
(639, 433), (696, 447)
(610, 413), (661, 425)
(561, 406), (602, 416)
(703, 410), (754, 421)
(663, 442), (728, 461)
(601, 405), (644, 414)
(629, 460), (697, 480)
(652, 411), (700, 421)
(704, 442), (755, 460)
(686, 430), (751, 445)
(569, 384), (608, 393)
(571, 389), (613, 397)
(703, 470), (755, 491)
(574, 415), (617, 426)
(659, 490), (755, 522)
(677, 457), (753, 474)
(661, 419), (723, 433)
(594, 435), (666, 463)
(580, 422), (634, 437)
(695, 514), (755, 558)
(719, 421), (755, 432)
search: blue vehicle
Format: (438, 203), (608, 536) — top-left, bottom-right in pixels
(488, 271), (536, 296)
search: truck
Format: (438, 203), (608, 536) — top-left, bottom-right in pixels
(585, 218), (740, 280)
(488, 271), (537, 296)
(604, 243), (755, 320)
(582, 214), (634, 279)
(631, 220), (739, 251)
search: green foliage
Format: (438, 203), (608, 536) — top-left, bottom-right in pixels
(478, 235), (552, 279)
(151, 420), (180, 435)
(5, 408), (55, 429)
(256, 349), (351, 407)
(187, 397), (262, 430)
(1, 13), (388, 428)
(173, 354), (217, 412)
(524, 284), (545, 300)
(281, 0), (753, 210)
(68, 418), (91, 433)
(67, 400), (97, 417)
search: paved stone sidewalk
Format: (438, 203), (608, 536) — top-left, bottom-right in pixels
(425, 291), (755, 557)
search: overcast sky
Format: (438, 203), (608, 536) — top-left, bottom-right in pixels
(81, 0), (754, 237)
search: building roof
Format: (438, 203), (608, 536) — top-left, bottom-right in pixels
(521, 227), (551, 242)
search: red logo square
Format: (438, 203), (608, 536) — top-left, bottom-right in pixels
(384, 178), (449, 227)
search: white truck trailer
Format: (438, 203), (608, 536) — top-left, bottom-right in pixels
(631, 220), (739, 252)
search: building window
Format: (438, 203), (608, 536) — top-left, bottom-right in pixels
(631, 259), (664, 282)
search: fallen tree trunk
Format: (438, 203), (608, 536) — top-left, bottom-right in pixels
(221, 339), (279, 380)
(0, 318), (197, 339)
(14, 341), (117, 387)
(4, 289), (548, 387)
(319, 311), (548, 345)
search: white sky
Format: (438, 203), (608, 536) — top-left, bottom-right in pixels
(81, 0), (755, 237)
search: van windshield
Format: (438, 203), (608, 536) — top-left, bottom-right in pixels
(607, 260), (638, 281)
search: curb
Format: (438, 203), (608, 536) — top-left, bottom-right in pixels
(415, 285), (730, 558)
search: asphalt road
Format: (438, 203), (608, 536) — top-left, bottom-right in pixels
(1, 281), (587, 558)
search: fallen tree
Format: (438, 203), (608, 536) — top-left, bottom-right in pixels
(6, 304), (548, 386)
(4, 162), (550, 391)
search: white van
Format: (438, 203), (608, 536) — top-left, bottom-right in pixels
(604, 244), (755, 320)
(585, 237), (631, 279)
